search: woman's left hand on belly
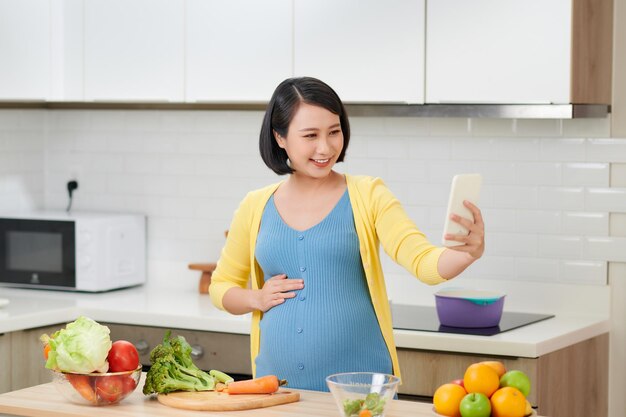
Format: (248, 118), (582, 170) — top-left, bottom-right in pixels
(256, 274), (305, 312)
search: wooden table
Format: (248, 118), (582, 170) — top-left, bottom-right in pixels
(0, 375), (439, 417)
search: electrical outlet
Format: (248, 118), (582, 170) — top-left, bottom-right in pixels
(66, 180), (79, 212)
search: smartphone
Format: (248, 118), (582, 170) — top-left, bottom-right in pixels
(442, 174), (482, 247)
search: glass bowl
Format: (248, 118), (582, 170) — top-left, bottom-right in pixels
(50, 365), (142, 406)
(326, 372), (400, 417)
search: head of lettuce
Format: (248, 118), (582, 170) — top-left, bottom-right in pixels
(41, 316), (112, 373)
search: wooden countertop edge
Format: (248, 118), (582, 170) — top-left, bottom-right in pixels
(0, 375), (550, 417)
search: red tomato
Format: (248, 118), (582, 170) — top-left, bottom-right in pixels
(95, 376), (123, 403)
(120, 375), (137, 395)
(107, 340), (140, 372)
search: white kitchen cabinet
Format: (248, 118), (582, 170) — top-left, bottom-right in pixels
(0, 0), (84, 101)
(294, 0), (425, 103)
(49, 0), (84, 101)
(426, 0), (612, 105)
(0, 0), (50, 100)
(83, 0), (185, 101)
(427, 0), (570, 104)
(186, 0), (292, 102)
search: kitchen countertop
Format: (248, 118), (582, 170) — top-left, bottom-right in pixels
(0, 374), (501, 417)
(0, 285), (610, 358)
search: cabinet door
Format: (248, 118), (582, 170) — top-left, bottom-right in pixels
(397, 349), (538, 405)
(0, 0), (50, 100)
(294, 0), (425, 103)
(398, 333), (609, 417)
(426, 0), (571, 104)
(10, 325), (61, 391)
(105, 323), (252, 376)
(49, 0), (84, 101)
(0, 333), (11, 393)
(84, 0), (184, 101)
(186, 0), (292, 102)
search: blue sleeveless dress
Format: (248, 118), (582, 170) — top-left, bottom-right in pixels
(254, 190), (392, 392)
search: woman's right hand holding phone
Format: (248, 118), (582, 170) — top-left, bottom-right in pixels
(255, 274), (304, 312)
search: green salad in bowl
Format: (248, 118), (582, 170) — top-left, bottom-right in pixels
(326, 372), (400, 417)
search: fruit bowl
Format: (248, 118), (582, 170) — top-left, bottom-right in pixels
(50, 365), (142, 406)
(326, 372), (400, 417)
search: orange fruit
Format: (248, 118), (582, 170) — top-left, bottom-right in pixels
(490, 387), (527, 417)
(433, 383), (467, 417)
(524, 399), (533, 416)
(480, 360), (507, 378)
(463, 363), (500, 398)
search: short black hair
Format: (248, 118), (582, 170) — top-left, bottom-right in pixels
(259, 77), (350, 175)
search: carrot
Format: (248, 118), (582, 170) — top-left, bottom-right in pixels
(225, 375), (287, 395)
(65, 374), (97, 404)
(43, 344), (51, 360)
(359, 410), (373, 417)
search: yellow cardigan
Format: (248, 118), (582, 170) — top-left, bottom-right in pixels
(209, 174), (446, 380)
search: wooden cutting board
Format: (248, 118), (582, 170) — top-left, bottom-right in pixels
(157, 389), (300, 411)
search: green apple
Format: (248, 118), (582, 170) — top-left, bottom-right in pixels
(500, 370), (531, 397)
(459, 393), (491, 417)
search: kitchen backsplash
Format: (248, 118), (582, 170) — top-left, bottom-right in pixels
(0, 111), (45, 212)
(0, 109), (624, 312)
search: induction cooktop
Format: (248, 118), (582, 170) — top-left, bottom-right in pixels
(391, 304), (554, 336)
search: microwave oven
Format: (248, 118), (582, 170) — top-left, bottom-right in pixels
(0, 211), (146, 292)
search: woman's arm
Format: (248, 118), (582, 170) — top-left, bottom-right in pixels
(437, 249), (477, 280)
(221, 287), (260, 315)
(210, 186), (304, 315)
(369, 177), (484, 283)
(437, 200), (485, 280)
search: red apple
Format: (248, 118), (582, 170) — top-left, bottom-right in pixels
(451, 379), (465, 388)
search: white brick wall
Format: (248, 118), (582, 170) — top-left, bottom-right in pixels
(0, 110), (45, 211)
(1, 109), (624, 301)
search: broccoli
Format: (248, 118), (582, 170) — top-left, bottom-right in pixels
(143, 330), (217, 395)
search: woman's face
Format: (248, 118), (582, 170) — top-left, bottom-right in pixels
(275, 102), (344, 179)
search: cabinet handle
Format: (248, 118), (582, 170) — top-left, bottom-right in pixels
(135, 340), (150, 355)
(191, 345), (204, 360)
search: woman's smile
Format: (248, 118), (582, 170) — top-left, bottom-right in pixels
(311, 158), (332, 168)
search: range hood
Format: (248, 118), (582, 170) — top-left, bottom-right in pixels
(0, 101), (610, 119)
(344, 103), (610, 119)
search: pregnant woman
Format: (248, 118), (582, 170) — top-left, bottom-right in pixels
(209, 76), (485, 391)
